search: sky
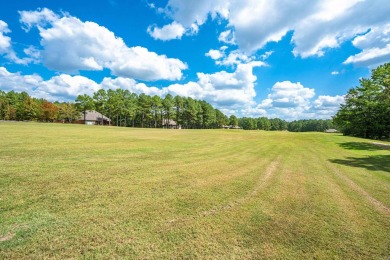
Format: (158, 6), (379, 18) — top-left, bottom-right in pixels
(0, 0), (389, 120)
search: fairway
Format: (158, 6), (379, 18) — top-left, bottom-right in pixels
(0, 123), (389, 258)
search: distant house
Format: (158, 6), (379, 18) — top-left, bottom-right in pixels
(222, 125), (241, 129)
(77, 110), (111, 125)
(325, 129), (338, 133)
(162, 119), (181, 129)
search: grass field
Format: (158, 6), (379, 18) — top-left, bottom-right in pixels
(0, 122), (389, 258)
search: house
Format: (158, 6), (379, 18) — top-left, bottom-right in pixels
(162, 119), (181, 129)
(77, 110), (111, 125)
(325, 129), (338, 133)
(222, 125), (241, 129)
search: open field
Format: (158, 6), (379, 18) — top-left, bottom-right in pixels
(0, 122), (389, 258)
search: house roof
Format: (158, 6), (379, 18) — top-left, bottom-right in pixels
(79, 110), (111, 122)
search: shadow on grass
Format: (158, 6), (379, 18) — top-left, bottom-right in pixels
(329, 155), (390, 172)
(338, 142), (390, 151)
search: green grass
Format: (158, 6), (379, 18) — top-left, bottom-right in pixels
(0, 122), (389, 259)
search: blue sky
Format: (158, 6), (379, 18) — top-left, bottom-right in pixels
(0, 0), (389, 120)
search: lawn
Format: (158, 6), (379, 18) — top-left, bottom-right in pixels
(0, 122), (389, 258)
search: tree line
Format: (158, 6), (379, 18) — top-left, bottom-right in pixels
(1, 88), (335, 132)
(238, 117), (333, 132)
(0, 90), (79, 122)
(334, 63), (390, 139)
(75, 89), (229, 129)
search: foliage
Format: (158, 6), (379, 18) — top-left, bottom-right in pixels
(334, 63), (390, 139)
(0, 89), (338, 132)
(288, 119), (334, 132)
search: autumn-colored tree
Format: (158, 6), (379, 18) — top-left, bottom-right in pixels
(40, 101), (59, 122)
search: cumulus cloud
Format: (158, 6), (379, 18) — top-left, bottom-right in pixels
(147, 22), (186, 41)
(164, 0), (229, 27)
(218, 29), (236, 45)
(0, 20), (12, 55)
(159, 0), (390, 67)
(0, 20), (29, 64)
(0, 67), (43, 93)
(311, 95), (345, 118)
(19, 8), (187, 81)
(19, 8), (59, 31)
(254, 82), (345, 119)
(258, 81), (316, 119)
(344, 23), (390, 67)
(205, 49), (224, 60)
(260, 81), (315, 108)
(206, 46), (268, 67)
(313, 95), (344, 109)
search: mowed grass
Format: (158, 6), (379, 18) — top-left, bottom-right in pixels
(0, 122), (389, 259)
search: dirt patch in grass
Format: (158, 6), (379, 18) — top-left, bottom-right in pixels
(0, 233), (15, 242)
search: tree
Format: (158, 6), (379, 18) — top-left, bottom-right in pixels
(151, 95), (162, 128)
(334, 63), (390, 139)
(75, 94), (95, 123)
(229, 115), (239, 127)
(57, 103), (79, 123)
(138, 93), (152, 128)
(93, 89), (108, 125)
(215, 109), (228, 128)
(174, 95), (184, 127)
(40, 101), (59, 122)
(239, 117), (257, 130)
(257, 117), (271, 130)
(163, 94), (174, 127)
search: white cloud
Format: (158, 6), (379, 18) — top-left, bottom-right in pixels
(331, 71), (339, 75)
(147, 21), (186, 41)
(218, 29), (236, 45)
(313, 95), (344, 109)
(260, 81), (315, 108)
(100, 77), (163, 97)
(0, 20), (12, 54)
(254, 83), (344, 120)
(258, 81), (316, 119)
(205, 49), (224, 60)
(164, 0), (229, 27)
(19, 8), (59, 32)
(19, 8), (187, 81)
(311, 95), (345, 118)
(0, 67), (43, 93)
(206, 47), (268, 67)
(0, 20), (29, 64)
(344, 23), (390, 66)
(168, 63), (261, 106)
(160, 0), (390, 66)
(39, 74), (100, 100)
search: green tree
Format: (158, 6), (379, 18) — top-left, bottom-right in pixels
(163, 94), (174, 128)
(58, 103), (79, 123)
(334, 63), (390, 139)
(75, 94), (95, 123)
(93, 89), (108, 125)
(138, 93), (152, 128)
(151, 95), (162, 128)
(229, 115), (239, 127)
